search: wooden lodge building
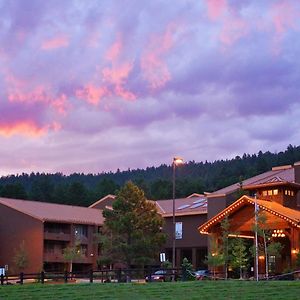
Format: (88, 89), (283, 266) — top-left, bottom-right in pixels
(0, 198), (103, 274)
(199, 162), (300, 275)
(89, 193), (209, 269)
(1, 162), (300, 274)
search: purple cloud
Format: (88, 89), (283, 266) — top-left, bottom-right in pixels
(0, 0), (300, 175)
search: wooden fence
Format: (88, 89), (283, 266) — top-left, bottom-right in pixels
(0, 267), (185, 285)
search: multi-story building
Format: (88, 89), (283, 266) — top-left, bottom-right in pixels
(199, 162), (300, 274)
(0, 198), (103, 274)
(90, 193), (208, 269)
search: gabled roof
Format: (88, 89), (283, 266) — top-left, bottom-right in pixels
(0, 197), (104, 225)
(89, 194), (116, 208)
(207, 165), (295, 197)
(198, 195), (300, 234)
(90, 194), (207, 217)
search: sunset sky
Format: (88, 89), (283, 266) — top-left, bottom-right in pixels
(1, 0), (300, 175)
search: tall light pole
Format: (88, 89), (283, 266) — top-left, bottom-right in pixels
(172, 157), (184, 269)
(254, 193), (259, 282)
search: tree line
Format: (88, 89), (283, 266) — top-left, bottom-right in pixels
(0, 145), (300, 206)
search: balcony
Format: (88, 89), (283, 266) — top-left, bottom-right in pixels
(43, 252), (93, 264)
(44, 232), (71, 241)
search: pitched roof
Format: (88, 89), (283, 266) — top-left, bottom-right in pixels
(0, 197), (104, 225)
(89, 194), (116, 208)
(156, 196), (207, 217)
(207, 165), (295, 197)
(199, 195), (300, 234)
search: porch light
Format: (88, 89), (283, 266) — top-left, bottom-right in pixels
(259, 255), (265, 260)
(272, 229), (285, 238)
(292, 249), (299, 254)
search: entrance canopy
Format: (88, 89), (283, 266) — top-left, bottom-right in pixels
(198, 195), (300, 235)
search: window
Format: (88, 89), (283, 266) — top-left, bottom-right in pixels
(74, 225), (88, 237)
(267, 190), (272, 196)
(273, 189), (278, 195)
(268, 255), (276, 273)
(285, 189), (295, 196)
(262, 191), (268, 196)
(80, 244), (88, 256)
(44, 241), (55, 253)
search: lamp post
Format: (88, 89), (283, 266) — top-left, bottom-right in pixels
(254, 193), (259, 282)
(172, 157), (184, 269)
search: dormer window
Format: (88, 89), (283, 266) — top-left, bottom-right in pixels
(262, 189), (279, 196)
(284, 190), (294, 196)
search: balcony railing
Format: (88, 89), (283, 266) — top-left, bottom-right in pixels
(44, 232), (71, 241)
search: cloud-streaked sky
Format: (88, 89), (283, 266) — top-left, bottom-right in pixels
(1, 0), (300, 175)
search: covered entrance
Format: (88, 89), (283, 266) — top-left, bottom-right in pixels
(199, 195), (300, 276)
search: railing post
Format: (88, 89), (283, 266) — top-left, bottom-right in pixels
(41, 271), (45, 284)
(89, 270), (93, 283)
(1, 274), (4, 285)
(64, 270), (68, 283)
(20, 272), (24, 285)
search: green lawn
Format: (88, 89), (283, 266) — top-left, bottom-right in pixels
(0, 281), (299, 300)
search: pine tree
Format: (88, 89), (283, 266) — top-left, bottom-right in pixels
(100, 181), (166, 268)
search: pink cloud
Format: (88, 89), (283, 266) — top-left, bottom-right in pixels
(105, 38), (122, 62)
(51, 94), (70, 115)
(102, 62), (133, 86)
(5, 74), (70, 114)
(114, 85), (136, 101)
(76, 84), (109, 106)
(206, 0), (227, 21)
(76, 36), (136, 103)
(271, 1), (298, 35)
(219, 17), (248, 46)
(270, 1), (299, 54)
(41, 35), (69, 50)
(0, 121), (48, 137)
(141, 23), (178, 89)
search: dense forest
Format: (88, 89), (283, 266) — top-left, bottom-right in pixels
(0, 145), (300, 206)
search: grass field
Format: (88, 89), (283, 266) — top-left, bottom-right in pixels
(0, 280), (299, 300)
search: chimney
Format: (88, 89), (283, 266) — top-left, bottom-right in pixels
(294, 162), (300, 184)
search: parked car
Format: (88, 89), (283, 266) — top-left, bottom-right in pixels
(194, 269), (211, 280)
(145, 270), (172, 282)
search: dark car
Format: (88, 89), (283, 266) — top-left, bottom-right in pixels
(145, 270), (171, 282)
(194, 269), (211, 280)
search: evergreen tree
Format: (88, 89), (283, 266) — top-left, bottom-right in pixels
(205, 238), (224, 279)
(230, 238), (248, 279)
(100, 181), (166, 268)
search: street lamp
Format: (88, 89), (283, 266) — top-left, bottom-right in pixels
(172, 157), (184, 269)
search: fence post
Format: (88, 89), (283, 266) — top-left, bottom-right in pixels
(64, 270), (68, 283)
(182, 266), (187, 281)
(41, 271), (45, 284)
(117, 269), (122, 283)
(147, 266), (152, 283)
(1, 274), (4, 285)
(89, 270), (93, 283)
(20, 272), (24, 285)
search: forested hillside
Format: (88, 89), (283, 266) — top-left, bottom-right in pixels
(0, 145), (300, 206)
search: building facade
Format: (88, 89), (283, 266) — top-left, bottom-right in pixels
(199, 162), (300, 275)
(0, 198), (103, 274)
